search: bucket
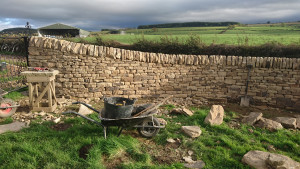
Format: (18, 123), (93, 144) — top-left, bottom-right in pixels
(103, 97), (136, 119)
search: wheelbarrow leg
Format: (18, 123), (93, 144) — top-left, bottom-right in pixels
(117, 127), (124, 137)
(103, 127), (107, 139)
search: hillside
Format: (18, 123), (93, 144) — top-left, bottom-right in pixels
(0, 27), (37, 35)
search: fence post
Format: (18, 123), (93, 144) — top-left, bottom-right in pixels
(23, 36), (29, 67)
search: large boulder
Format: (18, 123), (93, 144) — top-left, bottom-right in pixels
(255, 118), (283, 131)
(242, 150), (300, 169)
(274, 117), (297, 129)
(242, 112), (263, 125)
(204, 105), (224, 125)
(181, 126), (202, 138)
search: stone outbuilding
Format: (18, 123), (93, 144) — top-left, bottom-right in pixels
(38, 23), (90, 38)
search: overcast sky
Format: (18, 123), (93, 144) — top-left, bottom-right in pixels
(0, 0), (299, 31)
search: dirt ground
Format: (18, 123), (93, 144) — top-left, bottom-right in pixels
(223, 103), (300, 119)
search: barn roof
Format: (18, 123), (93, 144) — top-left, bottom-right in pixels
(39, 23), (79, 30)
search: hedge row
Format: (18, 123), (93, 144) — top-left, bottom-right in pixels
(83, 36), (300, 58)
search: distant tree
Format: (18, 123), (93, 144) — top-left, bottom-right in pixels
(152, 27), (158, 32)
(267, 21), (271, 24)
(228, 25), (235, 29)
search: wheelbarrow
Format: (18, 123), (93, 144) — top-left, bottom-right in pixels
(0, 88), (19, 118)
(63, 96), (171, 139)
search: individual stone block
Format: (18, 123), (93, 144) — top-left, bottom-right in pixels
(181, 126), (202, 138)
(242, 112), (263, 125)
(87, 45), (95, 56)
(204, 105), (224, 125)
(255, 118), (283, 131)
(274, 117), (297, 129)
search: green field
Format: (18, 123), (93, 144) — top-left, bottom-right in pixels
(73, 23), (300, 46)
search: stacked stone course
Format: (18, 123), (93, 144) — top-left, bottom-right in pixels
(28, 37), (300, 110)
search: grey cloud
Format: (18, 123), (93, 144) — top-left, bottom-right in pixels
(0, 0), (299, 31)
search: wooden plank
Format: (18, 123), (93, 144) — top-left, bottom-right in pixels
(28, 83), (33, 106)
(34, 83), (39, 97)
(49, 83), (58, 104)
(27, 76), (55, 83)
(133, 95), (173, 117)
(34, 83), (50, 107)
(32, 103), (57, 112)
(52, 80), (55, 96)
(48, 83), (52, 107)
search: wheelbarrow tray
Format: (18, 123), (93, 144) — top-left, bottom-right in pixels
(99, 109), (156, 127)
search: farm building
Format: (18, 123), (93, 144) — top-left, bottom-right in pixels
(38, 23), (90, 38)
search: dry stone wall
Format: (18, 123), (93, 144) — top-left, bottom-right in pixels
(28, 37), (300, 110)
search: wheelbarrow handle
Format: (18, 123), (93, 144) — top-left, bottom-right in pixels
(62, 111), (103, 127)
(72, 101), (102, 114)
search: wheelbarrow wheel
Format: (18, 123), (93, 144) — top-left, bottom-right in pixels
(0, 98), (17, 118)
(138, 117), (160, 138)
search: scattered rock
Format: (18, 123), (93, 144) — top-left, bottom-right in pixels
(188, 150), (194, 156)
(242, 112), (263, 125)
(167, 138), (181, 149)
(204, 105), (224, 125)
(183, 156), (194, 163)
(157, 118), (167, 125)
(25, 120), (31, 126)
(0, 121), (27, 134)
(57, 97), (67, 106)
(266, 152), (300, 169)
(248, 128), (254, 133)
(242, 150), (300, 169)
(184, 160), (205, 169)
(255, 118), (283, 131)
(171, 108), (182, 114)
(274, 117), (297, 129)
(267, 145), (276, 152)
(228, 120), (241, 129)
(170, 107), (193, 116)
(182, 107), (193, 116)
(181, 126), (202, 138)
(39, 111), (46, 116)
(53, 117), (61, 124)
(78, 104), (93, 115)
(296, 117), (300, 129)
(167, 138), (176, 143)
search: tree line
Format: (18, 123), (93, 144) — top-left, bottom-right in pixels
(137, 22), (240, 29)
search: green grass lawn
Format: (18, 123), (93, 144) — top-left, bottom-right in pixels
(0, 107), (299, 168)
(69, 24), (300, 46)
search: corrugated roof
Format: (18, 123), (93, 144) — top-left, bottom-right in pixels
(39, 23), (79, 30)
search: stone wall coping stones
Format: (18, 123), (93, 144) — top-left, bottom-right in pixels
(29, 36), (300, 69)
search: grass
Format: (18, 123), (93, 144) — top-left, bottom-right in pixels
(3, 87), (27, 101)
(0, 117), (13, 125)
(69, 24), (300, 46)
(0, 106), (299, 168)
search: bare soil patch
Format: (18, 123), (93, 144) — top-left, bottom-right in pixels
(102, 151), (131, 169)
(140, 138), (183, 165)
(79, 144), (94, 160)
